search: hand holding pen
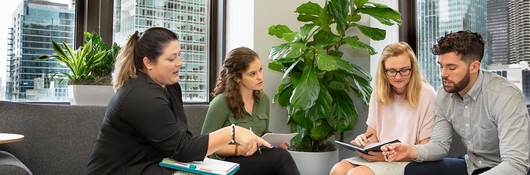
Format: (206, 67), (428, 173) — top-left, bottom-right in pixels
(351, 132), (374, 146)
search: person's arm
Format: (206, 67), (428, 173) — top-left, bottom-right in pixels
(201, 95), (238, 157)
(123, 92), (210, 162)
(482, 92), (530, 175)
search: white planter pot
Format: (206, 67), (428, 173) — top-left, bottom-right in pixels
(68, 85), (114, 106)
(289, 149), (339, 175)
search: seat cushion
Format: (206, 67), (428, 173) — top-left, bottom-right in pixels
(0, 151), (32, 175)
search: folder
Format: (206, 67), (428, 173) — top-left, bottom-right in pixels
(159, 157), (240, 175)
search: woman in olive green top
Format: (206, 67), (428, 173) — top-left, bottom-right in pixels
(201, 47), (300, 175)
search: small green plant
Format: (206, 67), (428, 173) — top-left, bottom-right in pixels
(39, 32), (121, 85)
(268, 0), (400, 152)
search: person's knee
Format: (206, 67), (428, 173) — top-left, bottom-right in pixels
(330, 160), (354, 175)
(404, 162), (423, 175)
(346, 166), (374, 175)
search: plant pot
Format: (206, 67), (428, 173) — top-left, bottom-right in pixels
(289, 149), (338, 175)
(68, 85), (114, 106)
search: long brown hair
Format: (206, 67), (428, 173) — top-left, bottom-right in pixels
(112, 27), (179, 90)
(375, 42), (423, 107)
(213, 47), (262, 118)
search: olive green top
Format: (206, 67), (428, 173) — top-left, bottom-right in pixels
(201, 92), (270, 136)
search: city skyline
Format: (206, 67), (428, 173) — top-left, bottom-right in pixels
(5, 0), (74, 101)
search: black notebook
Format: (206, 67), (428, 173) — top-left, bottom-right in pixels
(334, 139), (401, 153)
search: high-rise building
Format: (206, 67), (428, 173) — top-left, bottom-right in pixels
(6, 0), (74, 101)
(417, 0), (440, 89)
(508, 1), (530, 64)
(417, 0), (488, 89)
(487, 0), (510, 65)
(114, 0), (210, 102)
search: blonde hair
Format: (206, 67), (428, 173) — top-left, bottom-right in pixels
(112, 32), (139, 90)
(375, 42), (423, 107)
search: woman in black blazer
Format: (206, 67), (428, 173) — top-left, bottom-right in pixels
(87, 27), (271, 175)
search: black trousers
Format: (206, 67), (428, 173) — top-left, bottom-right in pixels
(224, 147), (300, 175)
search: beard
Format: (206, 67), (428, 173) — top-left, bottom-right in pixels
(443, 70), (470, 93)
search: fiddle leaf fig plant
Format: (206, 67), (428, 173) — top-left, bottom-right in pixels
(268, 0), (400, 152)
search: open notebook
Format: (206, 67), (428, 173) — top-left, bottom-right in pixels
(334, 139), (400, 153)
(159, 157), (240, 175)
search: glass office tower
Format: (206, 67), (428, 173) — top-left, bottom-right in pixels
(6, 0), (74, 101)
(114, 0), (210, 103)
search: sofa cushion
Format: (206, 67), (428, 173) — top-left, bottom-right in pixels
(0, 151), (32, 175)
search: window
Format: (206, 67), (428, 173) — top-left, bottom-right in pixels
(2, 0), (75, 102)
(416, 0), (530, 106)
(113, 0), (210, 103)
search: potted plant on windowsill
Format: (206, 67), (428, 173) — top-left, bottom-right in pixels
(267, 0), (400, 174)
(39, 32), (121, 106)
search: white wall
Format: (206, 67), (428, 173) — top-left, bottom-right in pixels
(225, 0), (399, 133)
(225, 0), (254, 51)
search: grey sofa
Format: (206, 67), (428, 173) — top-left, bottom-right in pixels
(0, 101), (208, 175)
(0, 100), (468, 175)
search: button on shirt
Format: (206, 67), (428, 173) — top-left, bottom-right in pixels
(415, 71), (530, 175)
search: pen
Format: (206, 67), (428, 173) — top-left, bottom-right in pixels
(364, 132), (374, 139)
(250, 127), (262, 154)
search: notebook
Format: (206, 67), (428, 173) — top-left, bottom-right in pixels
(159, 157), (240, 175)
(334, 139), (401, 154)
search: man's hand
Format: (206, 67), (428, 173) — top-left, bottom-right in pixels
(381, 143), (417, 162)
(357, 151), (385, 162)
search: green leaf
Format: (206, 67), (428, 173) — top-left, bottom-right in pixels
(290, 64), (320, 110)
(354, 0), (369, 8)
(328, 92), (357, 131)
(326, 0), (349, 35)
(310, 121), (333, 141)
(316, 53), (354, 74)
(274, 80), (294, 106)
(357, 25), (386, 40)
(344, 36), (376, 55)
(268, 60), (284, 72)
(348, 13), (362, 22)
(282, 60), (301, 80)
(299, 24), (318, 42)
(305, 85), (333, 122)
(316, 53), (340, 71)
(313, 30), (340, 47)
(269, 43), (306, 63)
(357, 3), (401, 26)
(295, 1), (323, 22)
(327, 80), (345, 90)
(268, 24), (294, 40)
(289, 107), (313, 129)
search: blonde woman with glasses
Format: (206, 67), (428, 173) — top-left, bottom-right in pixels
(330, 42), (436, 175)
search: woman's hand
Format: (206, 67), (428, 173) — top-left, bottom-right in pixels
(356, 151), (385, 162)
(352, 133), (373, 146)
(233, 126), (272, 156)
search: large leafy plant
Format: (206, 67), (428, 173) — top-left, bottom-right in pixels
(40, 32), (121, 85)
(268, 0), (400, 152)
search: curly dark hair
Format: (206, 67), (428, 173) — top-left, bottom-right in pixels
(213, 47), (261, 118)
(432, 31), (484, 62)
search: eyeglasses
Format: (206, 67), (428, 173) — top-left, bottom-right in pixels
(385, 68), (412, 77)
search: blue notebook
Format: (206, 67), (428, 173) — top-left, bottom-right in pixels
(159, 158), (240, 175)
